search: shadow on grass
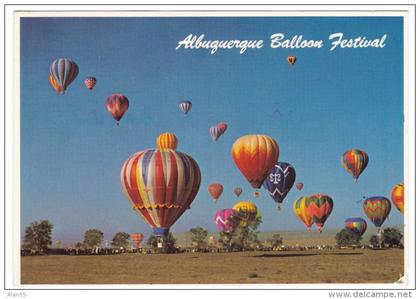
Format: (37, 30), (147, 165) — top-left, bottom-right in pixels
(252, 252), (363, 258)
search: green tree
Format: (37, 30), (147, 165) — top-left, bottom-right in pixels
(335, 229), (362, 247)
(369, 235), (381, 248)
(147, 232), (177, 253)
(189, 227), (208, 248)
(83, 229), (104, 249)
(383, 228), (403, 248)
(74, 242), (86, 250)
(218, 215), (262, 251)
(270, 233), (283, 247)
(111, 232), (130, 249)
(23, 220), (53, 254)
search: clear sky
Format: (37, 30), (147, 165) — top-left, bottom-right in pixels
(20, 16), (404, 245)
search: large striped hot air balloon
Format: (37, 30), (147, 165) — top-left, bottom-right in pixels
(306, 194), (334, 232)
(232, 134), (279, 189)
(233, 201), (258, 227)
(49, 58), (79, 94)
(262, 162), (296, 209)
(156, 132), (178, 150)
(345, 217), (367, 237)
(293, 196), (313, 230)
(214, 209), (238, 232)
(208, 183), (224, 202)
(106, 93), (129, 125)
(363, 196), (391, 227)
(341, 149), (369, 181)
(130, 233), (144, 249)
(178, 100), (192, 114)
(121, 148), (201, 236)
(391, 183), (404, 214)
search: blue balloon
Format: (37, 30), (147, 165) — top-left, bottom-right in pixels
(263, 162), (296, 207)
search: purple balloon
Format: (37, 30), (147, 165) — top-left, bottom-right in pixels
(214, 209), (238, 232)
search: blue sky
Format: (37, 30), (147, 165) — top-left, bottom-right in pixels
(20, 16), (403, 245)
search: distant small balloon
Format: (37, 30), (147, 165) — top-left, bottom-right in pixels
(105, 93), (129, 125)
(84, 76), (97, 90)
(390, 183), (404, 214)
(179, 100), (192, 114)
(209, 125), (223, 142)
(234, 187), (242, 197)
(287, 55), (297, 65)
(296, 182), (304, 191)
(217, 122), (228, 134)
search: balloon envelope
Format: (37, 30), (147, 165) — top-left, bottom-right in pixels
(232, 134), (279, 189)
(233, 201), (258, 227)
(49, 58), (79, 94)
(179, 101), (192, 114)
(341, 149), (369, 181)
(106, 93), (129, 124)
(391, 183), (404, 214)
(306, 194), (334, 232)
(263, 162), (296, 205)
(214, 209), (238, 232)
(208, 183), (224, 202)
(217, 122), (228, 134)
(156, 132), (178, 150)
(84, 76), (97, 90)
(296, 182), (304, 191)
(293, 196), (313, 229)
(363, 196), (391, 227)
(287, 55), (297, 65)
(234, 187), (243, 197)
(209, 125), (223, 142)
(121, 148), (201, 236)
(345, 217), (367, 237)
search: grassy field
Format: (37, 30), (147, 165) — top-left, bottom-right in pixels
(21, 248), (404, 284)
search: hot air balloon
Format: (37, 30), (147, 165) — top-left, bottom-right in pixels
(293, 196), (313, 230)
(232, 135), (279, 189)
(253, 191), (260, 198)
(233, 201), (258, 227)
(156, 132), (178, 150)
(363, 196), (391, 227)
(234, 187), (243, 197)
(106, 93), (129, 125)
(296, 182), (304, 191)
(214, 209), (238, 232)
(179, 100), (192, 114)
(344, 218), (367, 237)
(48, 74), (63, 93)
(121, 147), (201, 236)
(84, 76), (97, 90)
(49, 58), (79, 94)
(287, 55), (297, 65)
(306, 194), (334, 232)
(341, 149), (369, 181)
(391, 183), (404, 214)
(208, 183), (224, 202)
(217, 122), (228, 134)
(209, 125), (223, 142)
(131, 233), (144, 249)
(262, 162), (296, 209)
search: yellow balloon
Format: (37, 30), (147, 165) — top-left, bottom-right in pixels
(156, 132), (178, 150)
(233, 201), (258, 227)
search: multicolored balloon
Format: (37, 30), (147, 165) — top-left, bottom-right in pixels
(296, 182), (304, 191)
(84, 76), (97, 90)
(209, 125), (223, 142)
(287, 55), (297, 65)
(262, 162), (296, 209)
(156, 132), (178, 150)
(179, 100), (192, 114)
(307, 194), (334, 232)
(106, 93), (129, 125)
(293, 196), (313, 230)
(208, 183), (224, 202)
(234, 187), (242, 197)
(131, 233), (144, 249)
(345, 217), (367, 237)
(341, 149), (369, 181)
(214, 209), (238, 232)
(217, 122), (228, 134)
(49, 58), (79, 94)
(391, 183), (404, 214)
(121, 147), (201, 236)
(232, 134), (279, 189)
(233, 201), (258, 227)
(363, 196), (391, 227)
(48, 74), (63, 94)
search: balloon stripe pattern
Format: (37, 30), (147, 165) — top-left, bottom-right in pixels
(391, 183), (404, 214)
(179, 100), (192, 114)
(345, 218), (367, 237)
(156, 132), (178, 150)
(306, 194), (334, 231)
(106, 93), (129, 123)
(49, 58), (79, 94)
(293, 196), (313, 229)
(263, 162), (296, 205)
(48, 74), (63, 93)
(209, 126), (223, 142)
(341, 149), (369, 180)
(232, 135), (279, 189)
(363, 196), (391, 227)
(121, 149), (201, 235)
